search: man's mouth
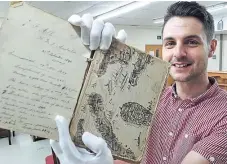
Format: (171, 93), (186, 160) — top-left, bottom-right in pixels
(172, 63), (192, 68)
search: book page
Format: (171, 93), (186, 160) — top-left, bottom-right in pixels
(70, 38), (170, 163)
(0, 2), (90, 140)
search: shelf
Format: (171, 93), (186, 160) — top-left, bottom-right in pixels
(215, 30), (227, 34)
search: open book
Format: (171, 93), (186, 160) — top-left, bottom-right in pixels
(0, 2), (170, 163)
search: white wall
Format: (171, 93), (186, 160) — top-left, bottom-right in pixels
(115, 25), (162, 51)
(222, 34), (227, 71)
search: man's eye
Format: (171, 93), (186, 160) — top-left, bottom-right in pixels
(186, 40), (199, 46)
(165, 41), (175, 48)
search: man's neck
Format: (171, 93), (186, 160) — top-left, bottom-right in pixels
(175, 73), (210, 100)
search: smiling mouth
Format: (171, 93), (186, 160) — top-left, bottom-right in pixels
(172, 64), (192, 68)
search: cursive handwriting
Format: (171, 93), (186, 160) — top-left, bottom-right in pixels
(0, 10), (87, 139)
(8, 51), (35, 63)
(38, 35), (77, 54)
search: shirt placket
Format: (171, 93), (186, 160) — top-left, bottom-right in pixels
(162, 100), (188, 163)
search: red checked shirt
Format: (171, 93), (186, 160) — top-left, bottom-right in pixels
(142, 77), (227, 164)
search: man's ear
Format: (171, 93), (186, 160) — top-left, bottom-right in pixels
(208, 39), (217, 58)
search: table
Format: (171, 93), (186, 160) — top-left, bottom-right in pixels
(0, 139), (52, 164)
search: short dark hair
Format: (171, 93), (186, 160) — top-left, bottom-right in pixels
(162, 1), (214, 42)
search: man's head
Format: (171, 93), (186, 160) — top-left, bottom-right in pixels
(162, 1), (217, 82)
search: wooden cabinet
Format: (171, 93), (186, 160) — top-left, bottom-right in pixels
(208, 71), (227, 91)
(145, 45), (174, 86)
(145, 45), (163, 58)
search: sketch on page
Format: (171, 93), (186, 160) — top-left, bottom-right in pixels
(70, 38), (170, 162)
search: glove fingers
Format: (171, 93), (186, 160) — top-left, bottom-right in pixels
(81, 13), (94, 46)
(116, 29), (127, 43)
(100, 22), (116, 50)
(50, 139), (68, 163)
(55, 115), (82, 160)
(77, 147), (93, 155)
(82, 132), (108, 155)
(89, 19), (105, 50)
(68, 14), (122, 51)
(68, 14), (82, 26)
(81, 13), (93, 29)
(68, 14), (94, 46)
(50, 139), (63, 157)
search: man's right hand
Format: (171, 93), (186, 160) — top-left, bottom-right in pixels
(68, 13), (127, 51)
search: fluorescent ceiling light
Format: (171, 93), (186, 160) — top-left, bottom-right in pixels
(153, 18), (164, 24)
(96, 1), (152, 21)
(207, 3), (227, 13)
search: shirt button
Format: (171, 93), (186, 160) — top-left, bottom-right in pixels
(209, 156), (215, 162)
(163, 157), (167, 161)
(178, 108), (183, 112)
(168, 132), (173, 136)
(185, 134), (189, 138)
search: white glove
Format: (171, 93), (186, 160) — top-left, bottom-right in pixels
(68, 13), (127, 50)
(50, 115), (114, 164)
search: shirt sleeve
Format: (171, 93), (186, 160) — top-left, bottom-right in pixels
(192, 115), (227, 164)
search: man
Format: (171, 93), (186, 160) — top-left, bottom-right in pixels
(50, 1), (227, 164)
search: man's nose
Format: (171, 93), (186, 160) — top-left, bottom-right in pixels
(174, 44), (187, 58)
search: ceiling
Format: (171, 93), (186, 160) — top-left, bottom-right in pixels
(108, 1), (227, 28)
(5, 1), (227, 28)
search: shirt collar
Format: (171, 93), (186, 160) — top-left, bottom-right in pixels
(171, 77), (219, 103)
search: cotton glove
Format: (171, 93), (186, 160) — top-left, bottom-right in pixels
(68, 13), (127, 50)
(50, 115), (114, 164)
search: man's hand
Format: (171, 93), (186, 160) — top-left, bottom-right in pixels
(181, 151), (210, 164)
(68, 13), (127, 50)
(50, 115), (114, 164)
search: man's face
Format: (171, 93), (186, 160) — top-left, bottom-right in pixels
(162, 16), (216, 82)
